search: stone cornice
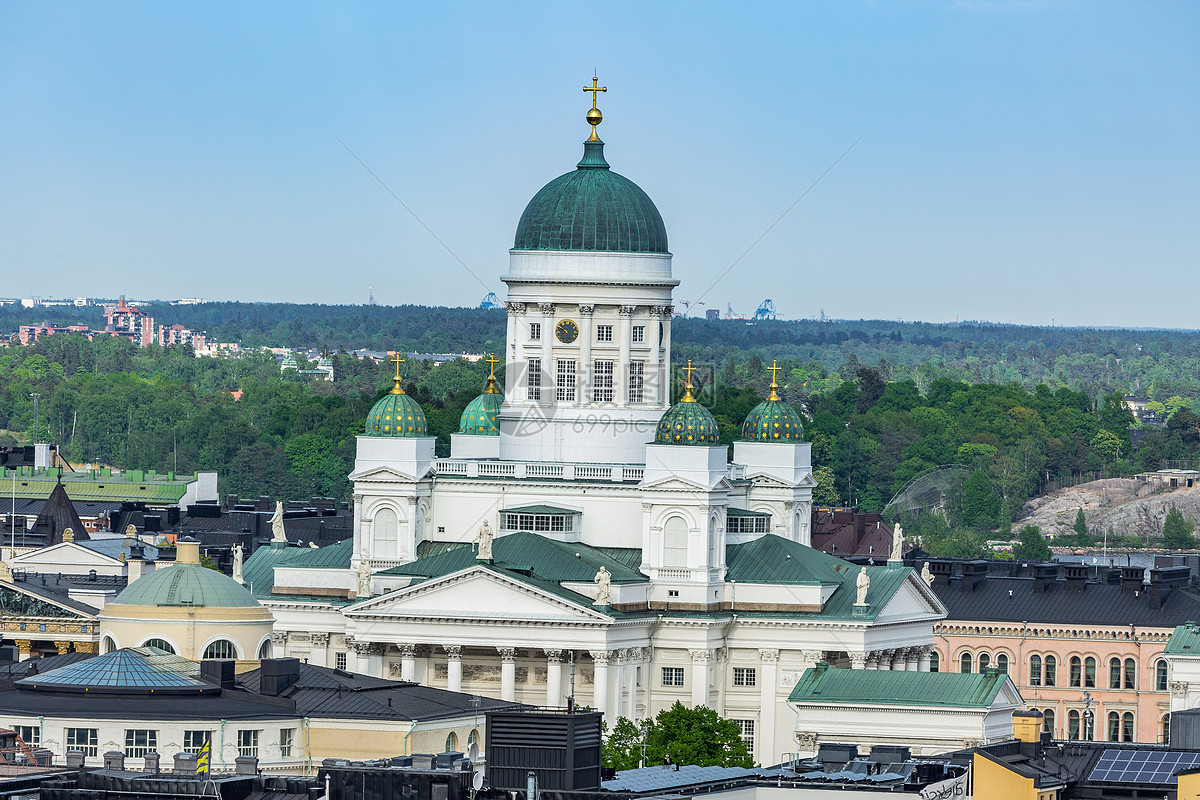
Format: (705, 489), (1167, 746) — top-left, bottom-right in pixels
(936, 622), (1172, 642)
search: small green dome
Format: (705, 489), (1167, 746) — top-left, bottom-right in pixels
(366, 391), (428, 437)
(742, 398), (805, 442)
(513, 140), (669, 254)
(655, 399), (720, 445)
(112, 561), (261, 609)
(459, 391), (502, 435)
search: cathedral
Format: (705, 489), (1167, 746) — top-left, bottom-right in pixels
(256, 85), (946, 764)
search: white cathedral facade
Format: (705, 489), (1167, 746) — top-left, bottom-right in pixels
(257, 103), (946, 765)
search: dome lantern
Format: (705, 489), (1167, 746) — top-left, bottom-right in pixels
(458, 354), (503, 436)
(654, 360), (720, 445)
(741, 360), (805, 442)
(365, 353), (428, 437)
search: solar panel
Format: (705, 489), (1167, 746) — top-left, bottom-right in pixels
(1088, 749), (1200, 784)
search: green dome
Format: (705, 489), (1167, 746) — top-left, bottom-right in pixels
(655, 399), (720, 445)
(365, 390), (428, 437)
(513, 140), (669, 254)
(112, 561), (261, 609)
(459, 390), (502, 435)
(742, 398), (805, 442)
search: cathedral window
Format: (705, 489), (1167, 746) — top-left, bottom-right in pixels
(15, 726), (38, 747)
(143, 638), (175, 654)
(632, 325), (645, 344)
(734, 720), (755, 753)
(596, 325), (613, 342)
(66, 728), (98, 757)
(204, 639), (239, 660)
(628, 362), (644, 403)
(237, 729), (260, 758)
(593, 360), (614, 402)
(502, 512), (574, 533)
(727, 515), (771, 535)
(733, 667), (756, 687)
(183, 731), (211, 754)
(663, 517), (688, 568)
(373, 507), (399, 560)
(662, 667), (684, 686)
(556, 360), (576, 402)
(527, 359), (542, 400)
(336, 652), (347, 670)
(280, 728), (294, 758)
(529, 323), (541, 341)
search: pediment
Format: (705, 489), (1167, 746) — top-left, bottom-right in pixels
(873, 573), (948, 624)
(744, 471), (819, 489)
(641, 475), (732, 493)
(348, 465), (425, 483)
(0, 584), (92, 619)
(343, 566), (610, 623)
(995, 678), (1023, 708)
(11, 542), (119, 567)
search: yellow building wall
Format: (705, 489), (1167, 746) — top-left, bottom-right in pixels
(1179, 771), (1200, 799)
(972, 752), (1040, 800)
(304, 720), (482, 764)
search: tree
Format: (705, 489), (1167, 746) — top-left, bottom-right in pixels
(1091, 429), (1123, 464)
(602, 717), (651, 771)
(601, 702), (754, 769)
(1012, 525), (1051, 561)
(1163, 507), (1196, 549)
(1073, 508), (1088, 538)
(959, 469), (1000, 531)
(811, 465), (840, 506)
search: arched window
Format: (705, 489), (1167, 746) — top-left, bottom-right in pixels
(1108, 712), (1121, 741)
(143, 638), (175, 654)
(1068, 710), (1081, 740)
(102, 636), (118, 654)
(663, 517), (689, 568)
(1045, 655), (1057, 686)
(444, 732), (458, 753)
(257, 640), (273, 660)
(1162, 715), (1172, 744)
(996, 653), (1009, 673)
(1110, 658), (1123, 689)
(978, 653), (991, 671)
(1043, 708), (1055, 736)
(373, 507), (399, 560)
(1030, 655), (1043, 686)
(1122, 712), (1134, 742)
(467, 729), (480, 761)
(1070, 656), (1082, 687)
(1157, 660), (1169, 692)
(1084, 657), (1096, 688)
(203, 640), (238, 660)
(960, 653), (973, 674)
(929, 651), (940, 672)
(1124, 658), (1136, 689)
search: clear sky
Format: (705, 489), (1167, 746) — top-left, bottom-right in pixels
(1, 1), (1196, 327)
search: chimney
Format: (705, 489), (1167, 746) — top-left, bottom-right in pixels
(200, 659), (236, 689)
(1150, 566), (1191, 609)
(66, 750), (86, 769)
(259, 657), (301, 696)
(1012, 709), (1044, 745)
(235, 756), (259, 775)
(1121, 566), (1145, 595)
(961, 561), (989, 593)
(1063, 564), (1088, 592)
(1032, 563), (1058, 594)
(929, 560), (954, 587)
(176, 537), (201, 564)
(143, 751), (160, 773)
(103, 751), (125, 770)
(173, 752), (198, 775)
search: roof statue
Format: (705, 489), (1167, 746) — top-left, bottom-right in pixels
(125, 524), (137, 537)
(922, 561), (934, 587)
(232, 544), (244, 584)
(593, 566), (612, 606)
(271, 501), (286, 543)
(889, 524), (904, 563)
(475, 519), (494, 561)
(356, 560), (372, 598)
(855, 566), (870, 607)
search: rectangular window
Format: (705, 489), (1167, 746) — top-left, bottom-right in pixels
(125, 729), (157, 759)
(733, 667), (756, 687)
(336, 652), (347, 671)
(734, 720), (755, 754)
(556, 360), (576, 402)
(728, 516), (772, 535)
(527, 358), (542, 401)
(592, 360), (614, 403)
(237, 729), (260, 758)
(662, 667), (685, 687)
(15, 726), (39, 747)
(65, 728), (98, 757)
(529, 322), (541, 341)
(596, 325), (613, 342)
(628, 361), (645, 404)
(632, 325), (645, 344)
(280, 728), (295, 758)
(182, 730), (211, 754)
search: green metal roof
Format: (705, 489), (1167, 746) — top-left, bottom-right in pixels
(1, 472), (193, 503)
(725, 536), (848, 585)
(655, 399), (719, 445)
(459, 391), (502, 436)
(111, 562), (262, 608)
(1165, 622), (1200, 656)
(727, 507), (771, 518)
(513, 140), (669, 255)
(788, 664), (1011, 708)
(242, 539), (354, 599)
(594, 547), (643, 572)
(365, 391), (428, 437)
(741, 398), (805, 442)
(501, 505), (579, 515)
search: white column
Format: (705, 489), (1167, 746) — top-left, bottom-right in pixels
(865, 653), (880, 670)
(918, 646), (932, 672)
(545, 650), (564, 707)
(399, 644), (417, 682)
(850, 652), (867, 670)
(308, 633), (329, 668)
(539, 303), (554, 402)
(591, 651), (611, 722)
(354, 641), (384, 677)
(658, 311), (672, 406)
(905, 649), (919, 672)
(615, 652), (629, 721)
(759, 649), (779, 767)
(617, 306), (633, 407)
(499, 647), (517, 701)
(624, 656), (639, 720)
(690, 649), (713, 708)
(578, 305), (594, 406)
(891, 650), (907, 671)
(445, 645), (463, 693)
(505, 303), (521, 399)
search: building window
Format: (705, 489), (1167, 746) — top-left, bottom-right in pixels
(596, 325), (613, 343)
(662, 667), (685, 687)
(1043, 709), (1055, 736)
(1045, 655), (1057, 686)
(65, 728), (98, 757)
(734, 720), (755, 754)
(103, 636), (117, 654)
(1123, 712), (1134, 742)
(1070, 656), (1082, 687)
(593, 360), (614, 403)
(125, 729), (157, 759)
(663, 517), (688, 569)
(1124, 658), (1136, 690)
(733, 668), (756, 687)
(1110, 658), (1123, 689)
(183, 731), (211, 754)
(502, 512), (573, 533)
(1085, 657), (1096, 688)
(203, 640), (238, 660)
(143, 638), (175, 654)
(727, 515), (771, 535)
(632, 325), (645, 344)
(1157, 660), (1169, 691)
(960, 653), (972, 674)
(15, 726), (39, 747)
(527, 358), (542, 401)
(279, 728), (294, 758)
(1108, 712), (1121, 742)
(1030, 655), (1042, 686)
(445, 732), (459, 753)
(258, 640), (273, 660)
(1068, 711), (1080, 740)
(529, 323), (541, 341)
(336, 652), (347, 671)
(237, 730), (259, 758)
(628, 361), (645, 403)
(1162, 715), (1171, 744)
(556, 359), (576, 402)
(929, 651), (939, 672)
(978, 653), (991, 671)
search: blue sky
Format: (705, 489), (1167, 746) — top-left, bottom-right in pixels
(1, 1), (1196, 327)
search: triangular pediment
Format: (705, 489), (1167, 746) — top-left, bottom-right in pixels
(343, 566), (611, 623)
(0, 583), (93, 619)
(743, 471), (818, 489)
(873, 573), (947, 624)
(348, 465), (426, 483)
(11, 542), (120, 567)
(641, 475), (733, 493)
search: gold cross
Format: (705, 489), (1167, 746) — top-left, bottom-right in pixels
(682, 359), (697, 402)
(485, 353), (500, 393)
(583, 76), (607, 142)
(390, 353), (406, 394)
(768, 359), (781, 400)
(583, 76), (607, 110)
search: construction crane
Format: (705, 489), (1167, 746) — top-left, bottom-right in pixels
(725, 303), (748, 321)
(754, 299), (777, 320)
(479, 292), (500, 310)
(675, 300), (705, 317)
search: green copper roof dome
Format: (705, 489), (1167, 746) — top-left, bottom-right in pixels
(742, 398), (805, 442)
(513, 140), (669, 254)
(458, 358), (502, 436)
(654, 363), (719, 445)
(365, 358), (428, 437)
(111, 542), (261, 609)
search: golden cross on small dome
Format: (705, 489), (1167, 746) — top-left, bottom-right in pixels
(768, 360), (781, 401)
(583, 75), (607, 142)
(484, 353), (500, 393)
(682, 359), (697, 402)
(390, 353), (406, 395)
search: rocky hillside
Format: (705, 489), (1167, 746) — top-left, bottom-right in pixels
(1018, 478), (1200, 540)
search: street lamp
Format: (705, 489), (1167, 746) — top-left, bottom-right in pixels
(29, 393), (41, 444)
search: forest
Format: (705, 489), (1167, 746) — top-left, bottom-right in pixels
(4, 304), (1200, 554)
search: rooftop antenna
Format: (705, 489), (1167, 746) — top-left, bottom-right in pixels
(368, 286), (376, 306)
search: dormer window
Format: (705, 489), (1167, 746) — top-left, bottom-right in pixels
(500, 505), (581, 534)
(727, 509), (771, 535)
